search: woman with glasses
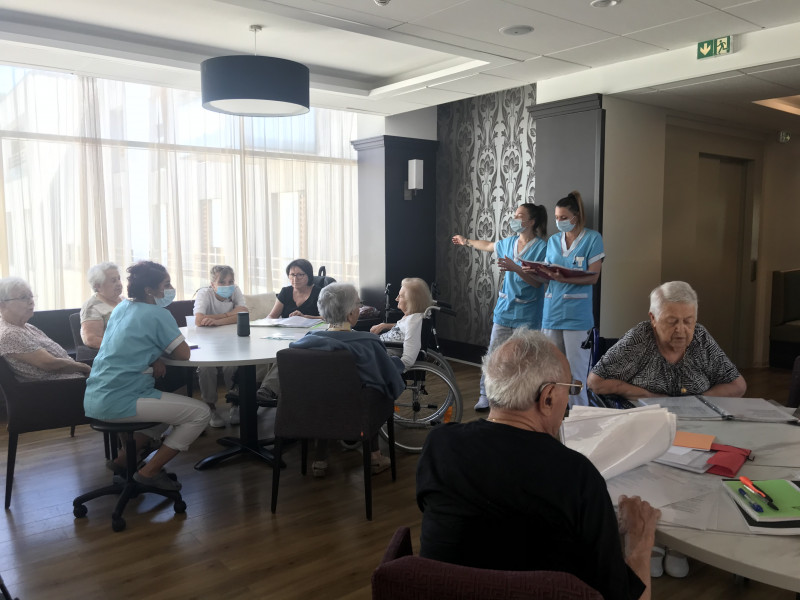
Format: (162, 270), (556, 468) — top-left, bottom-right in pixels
(267, 259), (321, 319)
(0, 277), (91, 381)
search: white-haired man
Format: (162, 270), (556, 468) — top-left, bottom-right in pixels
(416, 329), (659, 600)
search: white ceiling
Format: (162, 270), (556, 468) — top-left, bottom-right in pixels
(0, 0), (799, 130)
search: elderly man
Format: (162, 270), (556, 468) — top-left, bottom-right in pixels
(587, 281), (746, 401)
(416, 329), (659, 600)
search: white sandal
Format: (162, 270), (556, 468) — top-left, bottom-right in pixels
(650, 545), (665, 578)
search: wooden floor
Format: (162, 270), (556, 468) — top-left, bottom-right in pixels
(0, 363), (795, 599)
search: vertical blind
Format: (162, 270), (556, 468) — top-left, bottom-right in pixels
(0, 66), (359, 308)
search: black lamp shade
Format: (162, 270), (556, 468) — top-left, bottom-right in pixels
(201, 55), (310, 117)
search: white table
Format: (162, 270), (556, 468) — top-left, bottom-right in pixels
(616, 418), (800, 593)
(162, 324), (307, 470)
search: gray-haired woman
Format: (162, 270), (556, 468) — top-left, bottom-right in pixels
(81, 261), (125, 350)
(289, 282), (406, 477)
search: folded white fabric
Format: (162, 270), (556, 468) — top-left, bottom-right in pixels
(561, 405), (676, 479)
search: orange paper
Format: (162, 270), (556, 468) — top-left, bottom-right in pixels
(673, 430), (715, 450)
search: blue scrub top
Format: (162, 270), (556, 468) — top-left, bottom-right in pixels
(542, 228), (604, 331)
(84, 300), (184, 420)
(493, 235), (547, 329)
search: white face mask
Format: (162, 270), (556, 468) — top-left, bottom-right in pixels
(556, 218), (575, 233)
(510, 218), (526, 234)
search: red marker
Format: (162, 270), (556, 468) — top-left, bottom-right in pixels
(739, 476), (779, 510)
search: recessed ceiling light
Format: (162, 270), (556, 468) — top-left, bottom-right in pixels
(590, 0), (622, 7)
(500, 25), (534, 36)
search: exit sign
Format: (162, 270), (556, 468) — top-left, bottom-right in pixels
(697, 36), (732, 59)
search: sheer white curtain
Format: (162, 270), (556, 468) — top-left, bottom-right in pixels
(0, 66), (359, 308)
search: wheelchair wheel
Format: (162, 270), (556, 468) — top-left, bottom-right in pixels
(420, 349), (456, 382)
(381, 363), (463, 453)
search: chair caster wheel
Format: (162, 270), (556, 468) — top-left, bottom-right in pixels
(174, 500), (187, 514)
(112, 516), (126, 532)
(73, 504), (88, 518)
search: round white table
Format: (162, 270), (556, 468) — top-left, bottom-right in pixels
(653, 418), (800, 593)
(162, 324), (308, 470)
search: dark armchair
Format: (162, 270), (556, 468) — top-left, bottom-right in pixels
(0, 357), (89, 509)
(372, 527), (603, 600)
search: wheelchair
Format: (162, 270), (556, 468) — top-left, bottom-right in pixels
(379, 296), (463, 453)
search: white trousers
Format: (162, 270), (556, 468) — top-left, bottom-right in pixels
(198, 366), (238, 405)
(105, 393), (211, 452)
(542, 329), (590, 407)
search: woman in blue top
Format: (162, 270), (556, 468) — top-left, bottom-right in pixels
(84, 261), (210, 491)
(528, 191), (604, 407)
(452, 203), (548, 412)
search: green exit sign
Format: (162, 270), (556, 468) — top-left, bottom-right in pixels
(697, 36), (733, 59)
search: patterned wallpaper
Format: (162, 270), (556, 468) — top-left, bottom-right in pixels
(435, 84), (537, 347)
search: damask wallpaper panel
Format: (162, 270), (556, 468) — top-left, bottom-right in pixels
(435, 84), (536, 348)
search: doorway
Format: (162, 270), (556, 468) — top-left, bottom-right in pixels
(662, 127), (758, 367)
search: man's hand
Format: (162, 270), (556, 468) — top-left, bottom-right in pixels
(618, 495), (660, 559)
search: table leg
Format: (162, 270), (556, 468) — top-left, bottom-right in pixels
(194, 364), (282, 470)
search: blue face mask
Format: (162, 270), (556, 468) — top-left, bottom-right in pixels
(510, 218), (527, 234)
(215, 285), (235, 299)
(155, 288), (176, 308)
(556, 218), (575, 233)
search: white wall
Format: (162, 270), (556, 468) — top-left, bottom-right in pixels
(356, 107), (438, 142)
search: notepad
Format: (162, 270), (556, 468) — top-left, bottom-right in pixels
(722, 479), (800, 522)
(250, 316), (323, 328)
(639, 396), (799, 423)
(519, 260), (586, 280)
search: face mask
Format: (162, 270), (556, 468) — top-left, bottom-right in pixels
(510, 218), (527, 234)
(215, 285), (235, 299)
(556, 218), (575, 233)
(155, 288), (176, 308)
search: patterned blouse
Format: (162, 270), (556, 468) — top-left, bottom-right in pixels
(591, 321), (740, 396)
(0, 319), (84, 382)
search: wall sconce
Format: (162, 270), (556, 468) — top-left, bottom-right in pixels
(405, 159), (423, 200)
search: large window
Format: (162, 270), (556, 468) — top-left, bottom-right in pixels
(0, 66), (359, 309)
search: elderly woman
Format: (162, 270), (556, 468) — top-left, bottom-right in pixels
(83, 261), (210, 491)
(416, 329), (660, 600)
(587, 281), (745, 579)
(290, 282), (405, 477)
(587, 281), (746, 401)
(194, 265), (248, 428)
(370, 277), (433, 369)
(268, 258), (321, 319)
(80, 262), (125, 350)
(0, 277), (91, 380)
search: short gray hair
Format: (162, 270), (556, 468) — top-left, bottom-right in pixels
(649, 281), (698, 320)
(87, 261), (119, 292)
(0, 277), (30, 302)
(483, 329), (565, 411)
(317, 282), (359, 325)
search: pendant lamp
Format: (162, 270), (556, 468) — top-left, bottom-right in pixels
(201, 25), (310, 117)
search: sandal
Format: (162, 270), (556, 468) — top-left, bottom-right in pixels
(133, 470), (182, 491)
(650, 545), (665, 578)
(312, 461), (328, 478)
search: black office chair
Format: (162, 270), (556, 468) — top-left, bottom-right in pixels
(73, 420), (185, 532)
(68, 312), (99, 363)
(271, 348), (396, 520)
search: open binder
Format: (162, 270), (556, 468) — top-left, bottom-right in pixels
(638, 396), (799, 423)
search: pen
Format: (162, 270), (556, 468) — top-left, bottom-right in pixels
(738, 487), (764, 512)
(739, 476), (779, 510)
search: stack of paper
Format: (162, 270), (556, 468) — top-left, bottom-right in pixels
(654, 431), (715, 474)
(562, 405), (676, 480)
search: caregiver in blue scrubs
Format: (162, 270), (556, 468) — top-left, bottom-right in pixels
(452, 203), (548, 412)
(531, 191), (604, 406)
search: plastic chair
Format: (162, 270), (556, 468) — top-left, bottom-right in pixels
(0, 357), (89, 509)
(372, 527), (603, 600)
(72, 420), (185, 532)
(271, 348), (396, 521)
(68, 312), (99, 362)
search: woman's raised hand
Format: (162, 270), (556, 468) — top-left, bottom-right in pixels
(451, 235), (467, 246)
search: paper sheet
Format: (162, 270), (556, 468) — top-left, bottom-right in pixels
(673, 430), (715, 450)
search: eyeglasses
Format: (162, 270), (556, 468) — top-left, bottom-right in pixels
(1, 295), (35, 303)
(288, 273), (307, 279)
(538, 379), (583, 396)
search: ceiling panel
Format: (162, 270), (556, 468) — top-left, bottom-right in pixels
(548, 36), (664, 68)
(431, 73), (522, 95)
(505, 0), (714, 36)
(483, 56), (589, 82)
(744, 63), (800, 89)
(626, 11), (760, 50)
(724, 0), (800, 27)
(409, 0), (615, 55)
(393, 87), (471, 105)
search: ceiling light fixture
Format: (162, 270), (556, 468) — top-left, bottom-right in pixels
(201, 25), (310, 117)
(500, 25), (534, 36)
(590, 0), (622, 7)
